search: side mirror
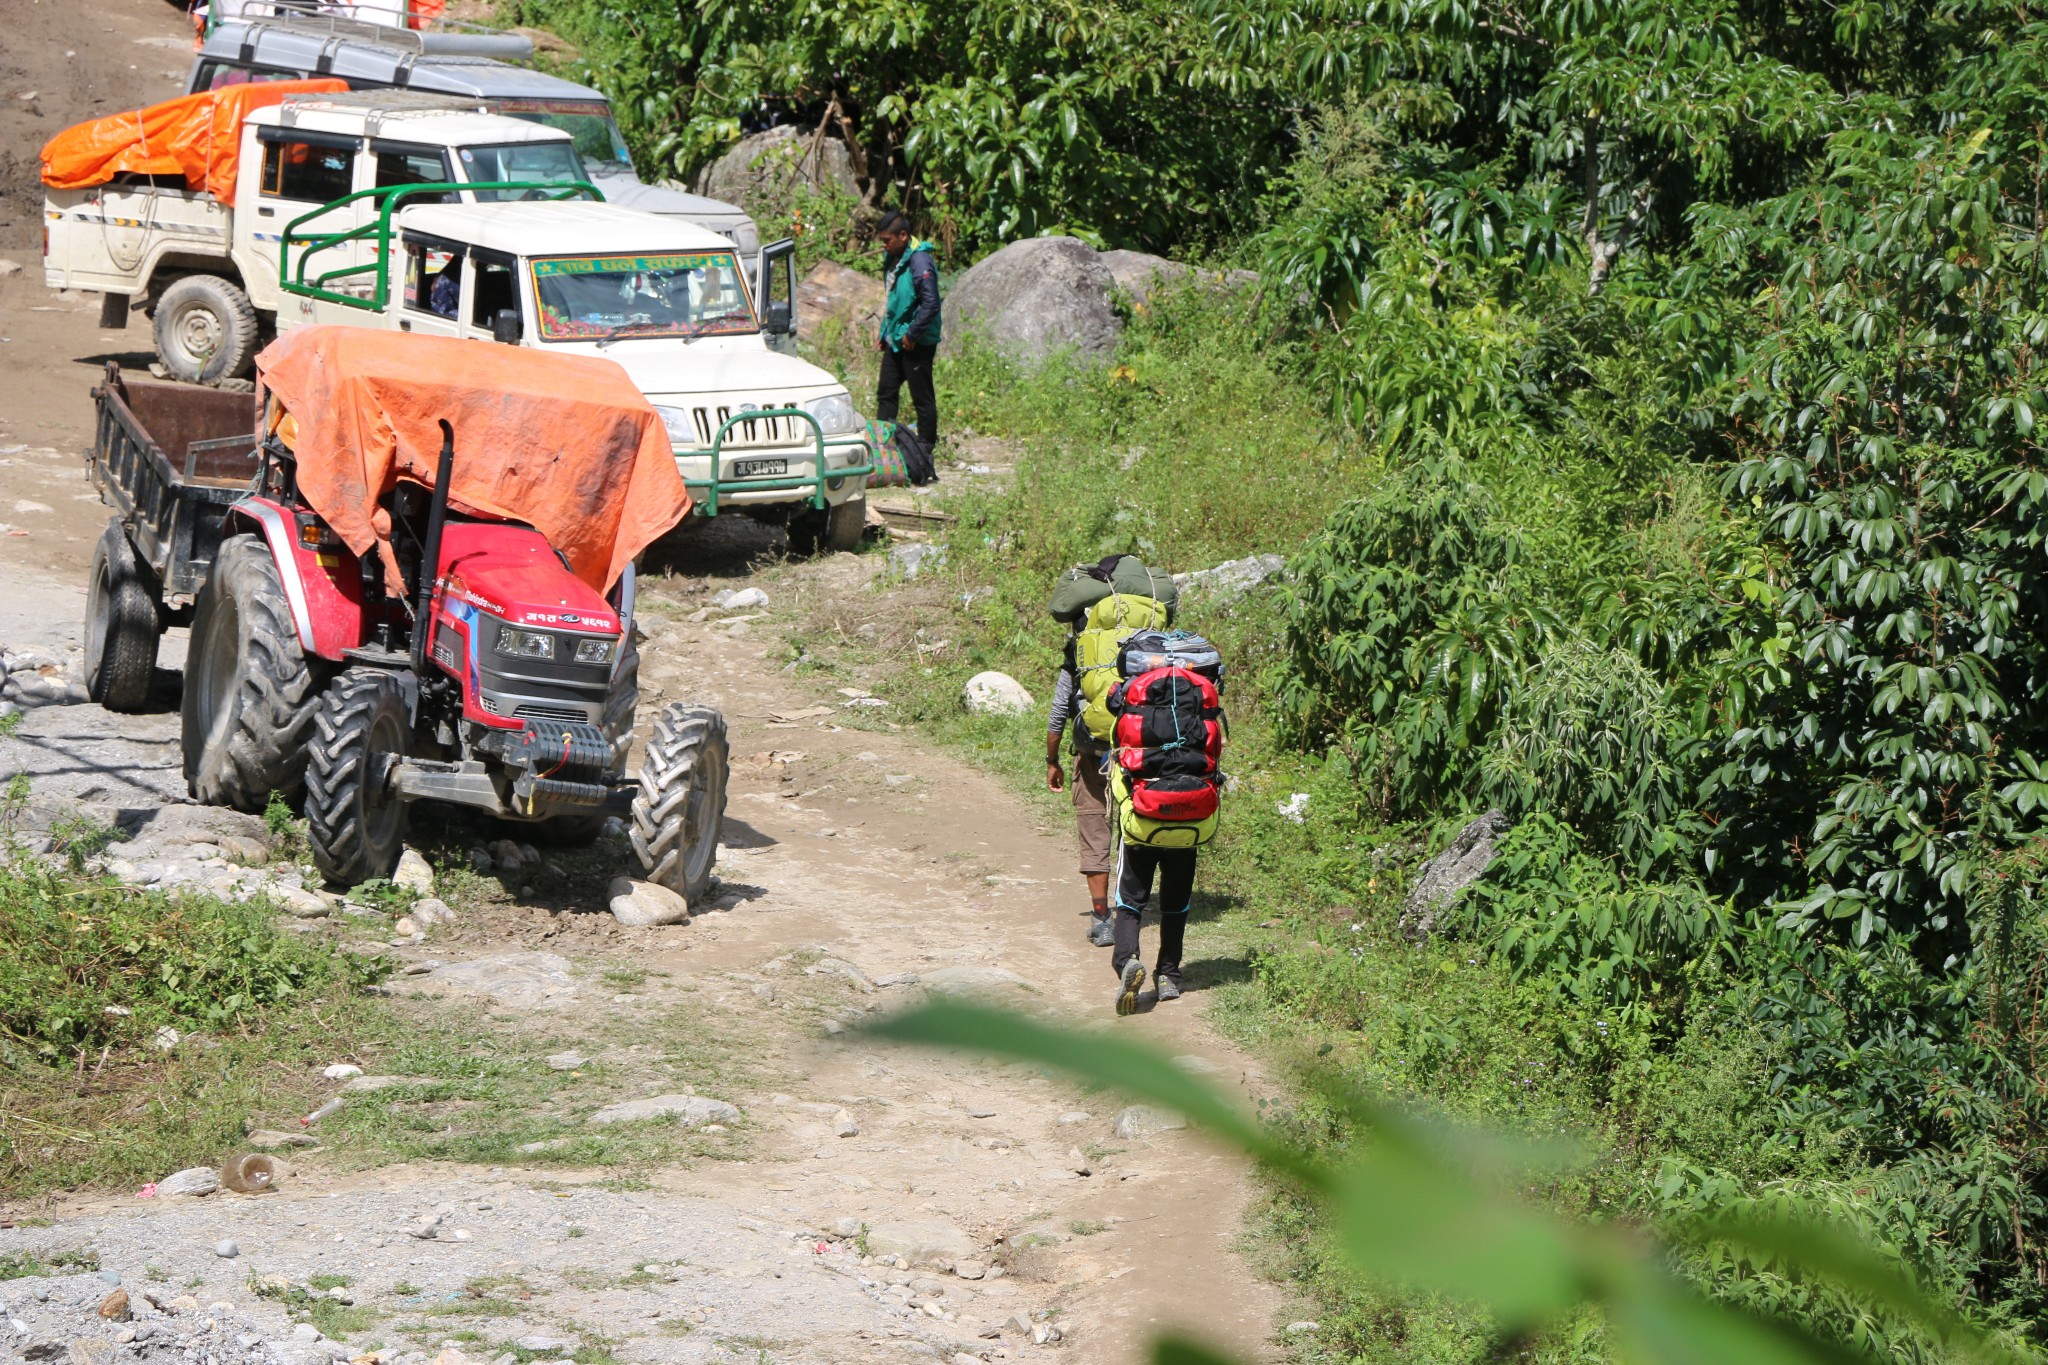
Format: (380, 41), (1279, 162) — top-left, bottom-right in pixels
(491, 309), (521, 345)
(765, 301), (794, 336)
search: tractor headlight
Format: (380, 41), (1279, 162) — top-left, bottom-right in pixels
(652, 405), (695, 447)
(572, 637), (615, 665)
(495, 628), (555, 660)
(802, 392), (863, 435)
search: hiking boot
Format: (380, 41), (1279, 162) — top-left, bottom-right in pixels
(1115, 958), (1145, 1016)
(1154, 971), (1182, 1003)
(1087, 912), (1115, 947)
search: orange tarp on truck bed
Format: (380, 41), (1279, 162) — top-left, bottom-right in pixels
(255, 327), (691, 596)
(40, 79), (348, 201)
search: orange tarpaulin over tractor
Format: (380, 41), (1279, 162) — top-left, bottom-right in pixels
(39, 79), (348, 201)
(255, 327), (691, 597)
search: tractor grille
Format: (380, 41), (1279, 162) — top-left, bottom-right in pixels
(688, 406), (799, 450)
(515, 702), (591, 724)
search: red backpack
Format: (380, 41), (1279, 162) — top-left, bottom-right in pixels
(1108, 665), (1224, 824)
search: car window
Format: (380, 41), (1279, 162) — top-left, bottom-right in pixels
(456, 142), (586, 199)
(469, 254), (520, 332)
(403, 240), (463, 318)
(261, 140), (355, 204)
(195, 61), (301, 92)
(376, 150), (454, 206)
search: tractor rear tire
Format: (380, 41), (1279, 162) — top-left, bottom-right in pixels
(630, 701), (728, 905)
(85, 520), (161, 713)
(153, 275), (259, 386)
(305, 670), (412, 887)
(182, 533), (325, 811)
(532, 638), (640, 845)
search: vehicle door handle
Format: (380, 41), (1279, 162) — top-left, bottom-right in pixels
(257, 206), (274, 217)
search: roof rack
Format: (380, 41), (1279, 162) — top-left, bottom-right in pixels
(229, 10), (535, 60)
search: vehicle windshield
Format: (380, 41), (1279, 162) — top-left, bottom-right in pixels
(494, 102), (634, 174)
(531, 252), (758, 341)
(456, 142), (587, 200)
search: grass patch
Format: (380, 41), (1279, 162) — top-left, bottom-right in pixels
(0, 857), (394, 1196)
(0, 1248), (99, 1279)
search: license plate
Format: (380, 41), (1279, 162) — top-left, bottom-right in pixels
(731, 458), (788, 478)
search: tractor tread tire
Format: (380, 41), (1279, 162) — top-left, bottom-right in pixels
(629, 701), (728, 905)
(86, 520), (161, 713)
(153, 274), (258, 386)
(305, 670), (410, 887)
(182, 534), (324, 811)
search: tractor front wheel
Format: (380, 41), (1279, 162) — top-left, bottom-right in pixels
(630, 702), (728, 905)
(304, 670), (412, 886)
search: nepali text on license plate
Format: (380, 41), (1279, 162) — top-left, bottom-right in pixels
(732, 458), (788, 478)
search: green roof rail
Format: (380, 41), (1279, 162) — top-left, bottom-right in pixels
(279, 179), (602, 312)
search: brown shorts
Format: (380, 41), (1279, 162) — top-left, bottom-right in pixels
(1072, 747), (1111, 875)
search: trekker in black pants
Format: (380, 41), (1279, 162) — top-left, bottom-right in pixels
(1112, 843), (1197, 1012)
(876, 210), (941, 449)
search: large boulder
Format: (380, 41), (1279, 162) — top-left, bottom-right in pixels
(1399, 810), (1513, 942)
(795, 260), (885, 344)
(1100, 249), (1261, 309)
(694, 125), (860, 215)
(941, 236), (1122, 364)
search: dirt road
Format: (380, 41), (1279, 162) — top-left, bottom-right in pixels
(0, 6), (1293, 1362)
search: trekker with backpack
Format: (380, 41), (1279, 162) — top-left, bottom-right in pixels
(1104, 628), (1226, 1014)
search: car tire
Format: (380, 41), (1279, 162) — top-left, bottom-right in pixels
(630, 701), (728, 905)
(304, 670), (412, 887)
(85, 519), (161, 713)
(182, 533), (325, 810)
(153, 275), (259, 386)
(786, 494), (867, 557)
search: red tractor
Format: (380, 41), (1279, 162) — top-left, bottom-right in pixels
(87, 326), (727, 900)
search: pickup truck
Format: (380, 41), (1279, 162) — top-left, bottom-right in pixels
(44, 92), (633, 384)
(186, 10), (764, 267)
(278, 193), (870, 549)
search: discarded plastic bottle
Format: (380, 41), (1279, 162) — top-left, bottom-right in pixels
(220, 1153), (278, 1194)
(302, 1098), (344, 1126)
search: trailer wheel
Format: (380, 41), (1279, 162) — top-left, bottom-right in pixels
(85, 520), (161, 713)
(182, 534), (325, 811)
(787, 493), (866, 556)
(154, 275), (258, 386)
(630, 701), (728, 905)
(304, 670), (411, 887)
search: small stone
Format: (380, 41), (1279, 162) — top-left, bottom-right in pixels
(156, 1166), (220, 1197)
(393, 849), (435, 894)
(411, 898), (454, 925)
(512, 1335), (573, 1355)
(822, 1018), (845, 1036)
(607, 875), (690, 928)
(833, 1108), (860, 1138)
(1055, 1111), (1091, 1125)
(1066, 1147), (1093, 1176)
(710, 586), (769, 611)
(965, 1105), (995, 1118)
(544, 1050), (589, 1071)
(1031, 1323), (1062, 1345)
(213, 1239), (239, 1258)
(467, 847), (493, 873)
(960, 671), (1033, 717)
(292, 1325), (321, 1342)
(152, 1026), (180, 1051)
(951, 1355), (982, 1365)
(275, 886), (330, 918)
(68, 1341), (115, 1365)
(753, 982), (776, 1001)
(393, 915), (421, 936)
(1283, 1320), (1319, 1334)
(323, 1063), (364, 1080)
(97, 1290), (129, 1321)
(951, 1259), (987, 1281)
(1112, 1104), (1186, 1139)
(410, 1213), (443, 1240)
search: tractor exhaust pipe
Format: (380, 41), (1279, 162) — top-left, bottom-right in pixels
(412, 419), (456, 677)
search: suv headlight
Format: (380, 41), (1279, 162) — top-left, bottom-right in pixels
(652, 405), (695, 447)
(802, 393), (863, 435)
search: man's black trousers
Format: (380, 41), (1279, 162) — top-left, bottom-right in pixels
(1111, 842), (1197, 984)
(877, 346), (937, 449)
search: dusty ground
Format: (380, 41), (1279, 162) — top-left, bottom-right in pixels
(0, 6), (1294, 1363)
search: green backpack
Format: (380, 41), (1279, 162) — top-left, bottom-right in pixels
(1051, 556), (1179, 742)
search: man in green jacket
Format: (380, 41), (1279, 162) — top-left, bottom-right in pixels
(876, 210), (942, 450)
